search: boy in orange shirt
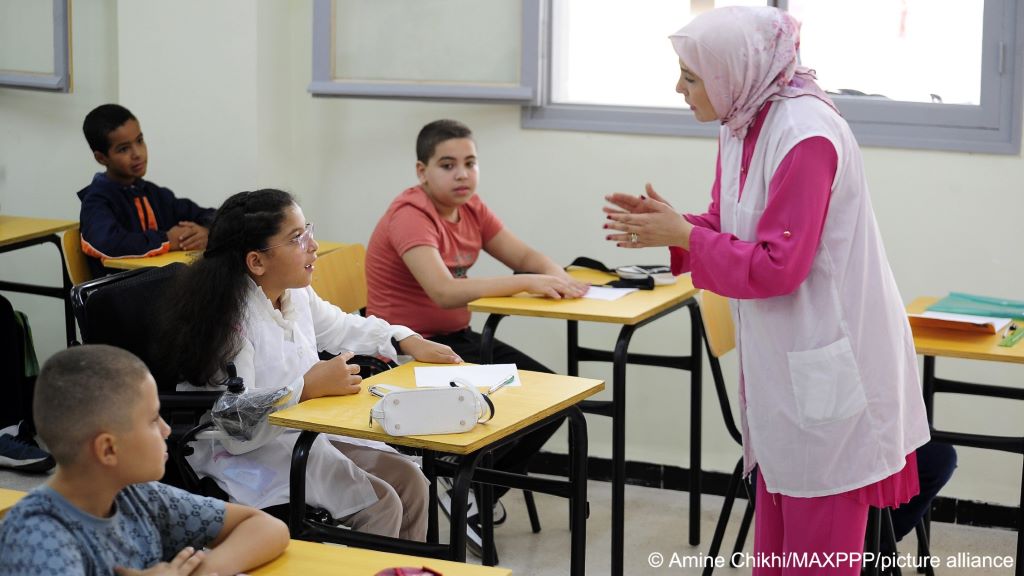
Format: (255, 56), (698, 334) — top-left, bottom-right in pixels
(366, 119), (587, 557)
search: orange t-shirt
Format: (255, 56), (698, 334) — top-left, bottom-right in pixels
(366, 186), (503, 337)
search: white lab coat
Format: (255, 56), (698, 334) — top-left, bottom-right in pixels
(721, 97), (930, 497)
(186, 280), (416, 518)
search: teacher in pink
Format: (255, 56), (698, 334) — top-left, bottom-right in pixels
(603, 6), (929, 575)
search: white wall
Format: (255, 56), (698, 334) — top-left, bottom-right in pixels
(0, 0), (119, 362)
(1, 1), (1022, 508)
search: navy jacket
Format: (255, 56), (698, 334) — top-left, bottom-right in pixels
(77, 173), (215, 277)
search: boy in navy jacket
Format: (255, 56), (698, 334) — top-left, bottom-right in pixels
(78, 104), (215, 277)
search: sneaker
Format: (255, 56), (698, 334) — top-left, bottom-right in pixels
(437, 475), (507, 525)
(440, 488), (502, 560)
(465, 513), (486, 560)
(0, 433), (55, 473)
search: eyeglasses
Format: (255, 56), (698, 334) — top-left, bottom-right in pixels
(259, 223), (315, 252)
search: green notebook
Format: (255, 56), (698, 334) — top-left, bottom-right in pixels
(926, 292), (1024, 318)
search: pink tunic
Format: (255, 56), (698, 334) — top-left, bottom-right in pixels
(673, 103), (918, 507)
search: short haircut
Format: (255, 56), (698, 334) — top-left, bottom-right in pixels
(34, 345), (151, 465)
(416, 119), (474, 164)
(83, 104), (137, 154)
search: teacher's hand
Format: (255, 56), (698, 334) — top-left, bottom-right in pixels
(603, 184), (692, 249)
(604, 183), (674, 215)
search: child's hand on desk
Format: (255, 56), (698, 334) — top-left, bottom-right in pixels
(524, 274), (588, 300)
(558, 274), (590, 298)
(397, 335), (462, 364)
(167, 224), (190, 251)
(302, 351), (362, 400)
(114, 547), (207, 575)
(177, 221), (210, 251)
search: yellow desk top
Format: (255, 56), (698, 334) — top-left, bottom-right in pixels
(0, 488), (26, 519)
(269, 362), (604, 455)
(467, 268), (699, 325)
(102, 240), (348, 270)
(0, 215), (77, 248)
(251, 539), (512, 575)
(908, 297), (1024, 364)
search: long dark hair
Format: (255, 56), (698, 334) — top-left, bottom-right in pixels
(160, 189), (295, 385)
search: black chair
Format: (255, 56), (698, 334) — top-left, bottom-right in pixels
(698, 292), (755, 576)
(863, 507), (936, 576)
(70, 264), (221, 488)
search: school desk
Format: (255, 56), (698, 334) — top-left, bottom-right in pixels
(101, 240), (348, 270)
(468, 268), (702, 576)
(908, 296), (1024, 575)
(250, 539), (512, 576)
(0, 488), (26, 519)
(250, 537), (512, 573)
(0, 215), (78, 345)
(269, 362), (602, 575)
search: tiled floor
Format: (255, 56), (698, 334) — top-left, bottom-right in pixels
(446, 480), (1019, 576)
(1, 468), (1017, 575)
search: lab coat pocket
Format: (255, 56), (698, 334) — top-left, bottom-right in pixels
(787, 337), (867, 428)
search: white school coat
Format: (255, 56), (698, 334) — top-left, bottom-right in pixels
(721, 97), (930, 497)
(186, 280), (416, 518)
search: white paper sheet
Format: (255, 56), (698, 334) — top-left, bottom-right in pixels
(583, 285), (637, 301)
(414, 364), (522, 389)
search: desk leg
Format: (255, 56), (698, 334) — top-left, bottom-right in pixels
(1018, 456), (1023, 576)
(921, 356), (936, 547)
(288, 430), (319, 536)
(687, 301), (703, 546)
(567, 406), (589, 576)
(53, 236), (75, 346)
(480, 314), (506, 364)
(480, 452), (497, 566)
(568, 320), (579, 376)
(611, 324), (636, 576)
(450, 452), (485, 562)
(923, 356), (936, 423)
(0, 234), (77, 346)
(424, 450), (439, 544)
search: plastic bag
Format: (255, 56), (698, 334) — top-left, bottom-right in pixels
(210, 363), (293, 441)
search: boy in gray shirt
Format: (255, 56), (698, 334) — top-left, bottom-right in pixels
(0, 345), (289, 575)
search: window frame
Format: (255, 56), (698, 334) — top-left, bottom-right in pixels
(0, 0), (72, 92)
(308, 0), (543, 104)
(522, 0), (1023, 154)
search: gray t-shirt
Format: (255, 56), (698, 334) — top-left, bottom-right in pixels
(0, 481), (225, 575)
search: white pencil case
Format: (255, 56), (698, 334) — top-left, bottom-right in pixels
(369, 384), (495, 436)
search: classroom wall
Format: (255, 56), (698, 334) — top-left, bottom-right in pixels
(2, 0), (1022, 508)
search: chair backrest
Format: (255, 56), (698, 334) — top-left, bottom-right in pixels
(699, 290), (743, 445)
(71, 263), (187, 392)
(310, 243), (367, 313)
(61, 226), (93, 286)
(700, 290), (735, 359)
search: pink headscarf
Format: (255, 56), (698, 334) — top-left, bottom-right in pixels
(669, 6), (837, 140)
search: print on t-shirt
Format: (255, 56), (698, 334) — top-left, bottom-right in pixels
(450, 249), (473, 278)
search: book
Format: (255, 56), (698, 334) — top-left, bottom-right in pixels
(907, 311), (1014, 335)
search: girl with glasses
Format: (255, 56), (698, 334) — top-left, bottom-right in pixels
(161, 189), (461, 540)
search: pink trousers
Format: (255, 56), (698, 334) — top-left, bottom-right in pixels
(752, 471), (869, 576)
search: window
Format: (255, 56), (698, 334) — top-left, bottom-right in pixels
(524, 0), (1022, 154)
(0, 0), (71, 92)
(309, 0), (542, 103)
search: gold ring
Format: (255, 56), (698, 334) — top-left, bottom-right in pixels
(629, 232), (638, 243)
